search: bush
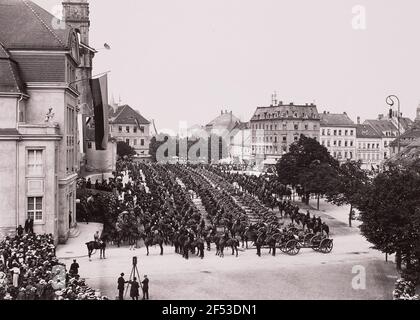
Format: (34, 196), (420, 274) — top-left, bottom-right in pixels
(393, 279), (419, 300)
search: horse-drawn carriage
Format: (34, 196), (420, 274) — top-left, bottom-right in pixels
(279, 233), (334, 256)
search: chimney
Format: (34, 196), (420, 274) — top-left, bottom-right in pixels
(343, 112), (347, 115)
(323, 111), (327, 114)
(378, 114), (384, 120)
(357, 117), (361, 125)
(221, 110), (223, 115)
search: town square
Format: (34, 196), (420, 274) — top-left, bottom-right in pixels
(0, 0), (419, 302)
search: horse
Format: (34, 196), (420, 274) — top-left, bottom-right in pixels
(226, 236), (240, 257)
(85, 241), (106, 261)
(143, 233), (164, 256)
(191, 237), (205, 259)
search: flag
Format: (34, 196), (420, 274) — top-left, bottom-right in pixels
(90, 74), (109, 150)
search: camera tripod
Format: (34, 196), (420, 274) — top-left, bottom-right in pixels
(124, 256), (142, 298)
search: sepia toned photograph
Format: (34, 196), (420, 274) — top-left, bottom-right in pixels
(0, 0), (419, 308)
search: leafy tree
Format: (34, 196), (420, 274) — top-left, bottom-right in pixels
(326, 160), (369, 226)
(276, 135), (339, 205)
(357, 162), (420, 272)
(117, 141), (136, 158)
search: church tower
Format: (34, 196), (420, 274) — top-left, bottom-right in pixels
(62, 0), (90, 45)
(62, 0), (95, 115)
(416, 103), (420, 123)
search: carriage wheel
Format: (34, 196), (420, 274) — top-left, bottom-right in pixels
(286, 240), (300, 256)
(320, 239), (333, 254)
(279, 243), (288, 253)
(310, 236), (321, 251)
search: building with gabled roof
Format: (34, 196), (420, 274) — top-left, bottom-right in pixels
(0, 0), (95, 243)
(109, 104), (151, 159)
(356, 124), (382, 170)
(319, 112), (356, 163)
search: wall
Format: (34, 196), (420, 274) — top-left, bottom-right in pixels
(0, 140), (17, 238)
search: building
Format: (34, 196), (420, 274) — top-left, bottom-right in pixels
(319, 112), (356, 163)
(355, 124), (383, 170)
(109, 104), (151, 158)
(205, 110), (241, 134)
(0, 0), (89, 243)
(389, 104), (420, 155)
(250, 101), (320, 166)
(363, 113), (413, 161)
(228, 121), (252, 164)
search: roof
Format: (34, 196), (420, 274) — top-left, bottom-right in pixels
(356, 124), (382, 139)
(231, 121), (250, 131)
(110, 105), (150, 125)
(363, 120), (398, 136)
(390, 123), (420, 147)
(0, 43), (26, 94)
(251, 103), (319, 121)
(320, 113), (355, 127)
(0, 0), (72, 50)
(206, 111), (241, 131)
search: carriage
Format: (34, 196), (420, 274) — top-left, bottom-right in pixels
(279, 233), (334, 256)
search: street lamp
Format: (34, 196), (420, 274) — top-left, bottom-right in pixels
(386, 95), (401, 153)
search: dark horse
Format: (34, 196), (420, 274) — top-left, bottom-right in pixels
(86, 241), (106, 260)
(143, 233), (164, 256)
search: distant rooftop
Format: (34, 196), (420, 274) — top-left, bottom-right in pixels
(320, 112), (355, 127)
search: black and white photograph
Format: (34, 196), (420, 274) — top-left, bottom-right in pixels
(0, 0), (420, 308)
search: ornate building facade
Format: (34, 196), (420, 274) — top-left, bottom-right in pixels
(0, 0), (92, 243)
(250, 101), (320, 166)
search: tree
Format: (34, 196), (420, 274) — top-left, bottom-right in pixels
(357, 163), (420, 272)
(326, 160), (369, 227)
(276, 135), (339, 205)
(117, 141), (136, 158)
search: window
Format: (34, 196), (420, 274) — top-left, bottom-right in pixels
(283, 123), (287, 130)
(344, 141), (348, 147)
(304, 124), (308, 130)
(350, 141), (354, 147)
(345, 130), (348, 136)
(327, 141), (331, 147)
(140, 126), (145, 133)
(134, 127), (138, 133)
(327, 129), (331, 136)
(126, 126), (130, 133)
(334, 130), (337, 136)
(133, 139), (137, 146)
(28, 150), (43, 176)
(350, 130), (354, 136)
(322, 129), (325, 136)
(126, 139), (130, 145)
(87, 142), (92, 149)
(338, 141), (342, 147)
(119, 126), (123, 133)
(283, 136), (287, 142)
(313, 125), (318, 131)
(28, 197), (43, 222)
(345, 152), (348, 158)
(350, 152), (353, 159)
(141, 139), (145, 146)
(294, 124), (299, 130)
(333, 140), (337, 146)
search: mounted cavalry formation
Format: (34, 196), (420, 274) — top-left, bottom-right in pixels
(82, 160), (333, 261)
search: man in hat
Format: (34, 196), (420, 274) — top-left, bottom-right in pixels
(117, 273), (127, 300)
(70, 259), (79, 276)
(141, 275), (149, 300)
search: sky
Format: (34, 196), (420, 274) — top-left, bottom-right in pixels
(34, 0), (420, 132)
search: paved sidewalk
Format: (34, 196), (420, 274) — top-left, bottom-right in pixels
(56, 223), (103, 260)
